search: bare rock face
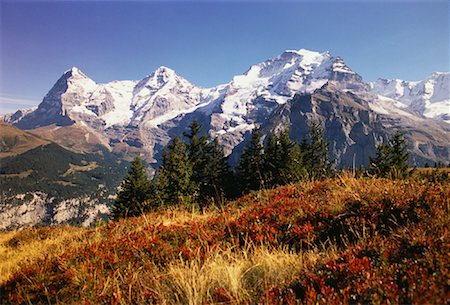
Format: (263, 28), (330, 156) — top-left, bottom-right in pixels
(0, 192), (110, 231)
(261, 83), (450, 168)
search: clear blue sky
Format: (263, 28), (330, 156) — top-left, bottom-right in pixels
(0, 0), (448, 114)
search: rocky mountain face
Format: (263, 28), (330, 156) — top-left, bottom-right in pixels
(0, 193), (110, 231)
(263, 82), (450, 168)
(2, 49), (450, 167)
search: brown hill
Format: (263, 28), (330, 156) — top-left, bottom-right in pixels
(29, 123), (111, 154)
(0, 123), (49, 158)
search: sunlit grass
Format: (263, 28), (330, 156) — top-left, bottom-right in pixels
(1, 176), (448, 304)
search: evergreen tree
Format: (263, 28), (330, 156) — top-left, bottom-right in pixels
(204, 138), (229, 205)
(263, 129), (306, 186)
(369, 143), (391, 177)
(112, 157), (152, 219)
(155, 137), (194, 205)
(184, 120), (210, 202)
(263, 132), (281, 187)
(237, 127), (264, 193)
(305, 122), (332, 179)
(389, 130), (409, 176)
(369, 130), (410, 178)
(278, 129), (305, 183)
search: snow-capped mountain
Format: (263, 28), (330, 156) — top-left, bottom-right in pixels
(2, 49), (449, 167)
(3, 48), (449, 231)
(370, 72), (450, 123)
(202, 49), (370, 152)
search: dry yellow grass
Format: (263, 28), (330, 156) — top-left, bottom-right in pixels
(0, 208), (213, 285)
(0, 169), (33, 179)
(137, 245), (337, 305)
(62, 161), (98, 177)
(1, 176), (449, 304)
(0, 226), (86, 284)
(0, 123), (49, 158)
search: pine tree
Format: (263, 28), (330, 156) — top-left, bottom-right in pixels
(204, 138), (229, 205)
(369, 130), (410, 178)
(263, 132), (281, 187)
(389, 130), (409, 178)
(155, 137), (194, 205)
(263, 128), (306, 186)
(112, 157), (152, 219)
(278, 129), (304, 183)
(305, 122), (331, 179)
(369, 143), (391, 177)
(237, 127), (264, 193)
(184, 120), (210, 203)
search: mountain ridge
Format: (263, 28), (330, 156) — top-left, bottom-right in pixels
(2, 49), (449, 167)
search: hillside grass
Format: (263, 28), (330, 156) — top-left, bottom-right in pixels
(0, 123), (49, 158)
(63, 162), (98, 177)
(0, 174), (449, 304)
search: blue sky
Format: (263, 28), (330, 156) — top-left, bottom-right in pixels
(0, 0), (448, 114)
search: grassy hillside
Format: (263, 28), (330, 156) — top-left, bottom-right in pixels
(0, 123), (49, 158)
(0, 175), (449, 304)
(29, 123), (111, 154)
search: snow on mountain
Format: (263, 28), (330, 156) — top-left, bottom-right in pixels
(3, 48), (449, 166)
(7, 49), (366, 134)
(91, 80), (138, 127)
(223, 49), (360, 106)
(4, 49), (449, 231)
(130, 66), (208, 127)
(208, 49), (366, 144)
(0, 107), (36, 125)
(370, 72), (450, 122)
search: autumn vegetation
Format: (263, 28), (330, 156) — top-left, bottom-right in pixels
(1, 172), (449, 304)
(1, 122), (449, 304)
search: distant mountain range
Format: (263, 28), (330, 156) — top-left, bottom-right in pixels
(2, 49), (448, 169)
(2, 49), (449, 168)
(0, 49), (449, 230)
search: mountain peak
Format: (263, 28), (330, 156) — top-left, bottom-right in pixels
(426, 71), (449, 80)
(283, 48), (321, 57)
(154, 66), (176, 75)
(136, 66), (186, 91)
(63, 67), (89, 79)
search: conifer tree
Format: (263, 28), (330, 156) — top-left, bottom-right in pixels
(369, 130), (410, 178)
(389, 130), (409, 175)
(184, 120), (209, 202)
(204, 138), (229, 205)
(263, 128), (305, 186)
(155, 137), (194, 205)
(305, 122), (332, 179)
(278, 129), (304, 183)
(112, 157), (152, 219)
(237, 127), (264, 193)
(369, 143), (391, 177)
(263, 132), (281, 187)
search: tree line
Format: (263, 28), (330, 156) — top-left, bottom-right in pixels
(113, 121), (410, 219)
